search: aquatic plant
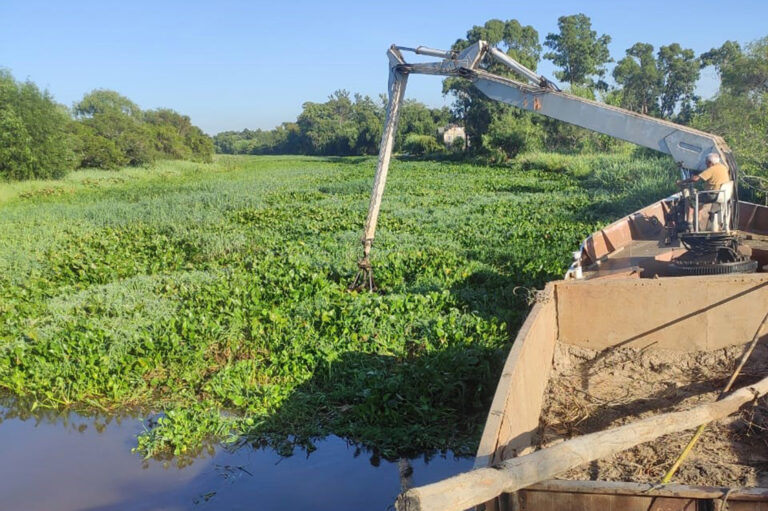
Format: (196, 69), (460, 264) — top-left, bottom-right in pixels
(0, 153), (675, 458)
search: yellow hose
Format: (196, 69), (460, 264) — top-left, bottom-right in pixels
(660, 424), (706, 483)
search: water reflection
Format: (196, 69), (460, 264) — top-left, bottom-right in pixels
(0, 402), (473, 511)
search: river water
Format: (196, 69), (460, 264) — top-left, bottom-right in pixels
(0, 407), (473, 511)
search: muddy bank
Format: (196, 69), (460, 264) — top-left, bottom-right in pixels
(539, 342), (768, 486)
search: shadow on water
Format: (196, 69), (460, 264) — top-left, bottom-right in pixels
(0, 391), (473, 511)
(238, 348), (504, 464)
(0, 360), (472, 511)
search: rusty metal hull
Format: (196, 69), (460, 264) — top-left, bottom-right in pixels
(475, 199), (768, 510)
(517, 480), (768, 511)
(569, 200), (768, 280)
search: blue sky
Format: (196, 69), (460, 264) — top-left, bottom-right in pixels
(1, 1), (766, 134)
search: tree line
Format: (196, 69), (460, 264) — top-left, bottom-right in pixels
(215, 15), (768, 180)
(3, 14), (766, 182)
(0, 70), (213, 181)
(214, 91), (454, 157)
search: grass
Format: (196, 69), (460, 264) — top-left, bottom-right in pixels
(0, 152), (677, 460)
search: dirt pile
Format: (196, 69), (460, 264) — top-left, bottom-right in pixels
(539, 342), (768, 486)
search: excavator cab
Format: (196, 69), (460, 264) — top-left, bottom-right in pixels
(672, 177), (755, 274)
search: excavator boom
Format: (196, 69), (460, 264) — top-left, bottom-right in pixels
(350, 41), (741, 290)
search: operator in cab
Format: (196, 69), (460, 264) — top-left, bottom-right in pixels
(676, 152), (732, 231)
(676, 153), (730, 198)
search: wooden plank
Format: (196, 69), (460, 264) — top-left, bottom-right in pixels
(517, 491), (696, 511)
(526, 480), (768, 501)
(396, 374), (768, 511)
(583, 234), (603, 264)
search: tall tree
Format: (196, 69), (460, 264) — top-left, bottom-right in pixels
(694, 37), (768, 187)
(543, 13), (612, 90)
(700, 40), (743, 78)
(657, 43), (700, 121)
(443, 19), (541, 152)
(459, 18), (541, 70)
(74, 90), (154, 167)
(144, 108), (213, 162)
(73, 89), (141, 118)
(715, 37), (768, 96)
(612, 43), (661, 115)
(352, 93), (384, 155)
(297, 90), (383, 156)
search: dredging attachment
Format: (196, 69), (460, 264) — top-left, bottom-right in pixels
(349, 256), (376, 292)
(671, 232), (758, 275)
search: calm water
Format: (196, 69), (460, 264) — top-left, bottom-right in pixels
(0, 407), (473, 511)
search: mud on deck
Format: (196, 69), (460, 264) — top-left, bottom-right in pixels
(539, 342), (768, 487)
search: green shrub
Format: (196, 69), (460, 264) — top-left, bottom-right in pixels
(69, 122), (126, 169)
(144, 108), (214, 163)
(0, 70), (73, 180)
(0, 106), (35, 179)
(450, 136), (466, 152)
(72, 91), (213, 169)
(517, 152), (590, 176)
(482, 111), (544, 160)
(403, 133), (443, 155)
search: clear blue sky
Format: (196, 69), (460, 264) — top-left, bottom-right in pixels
(1, 0), (766, 134)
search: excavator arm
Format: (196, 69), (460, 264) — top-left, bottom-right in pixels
(350, 41), (740, 289)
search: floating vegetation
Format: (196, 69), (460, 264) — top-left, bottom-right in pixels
(0, 153), (676, 459)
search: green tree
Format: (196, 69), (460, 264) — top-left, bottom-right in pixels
(613, 43), (661, 115)
(73, 90), (152, 167)
(68, 122), (126, 169)
(74, 89), (140, 118)
(443, 19), (542, 152)
(611, 42), (699, 122)
(0, 70), (73, 180)
(700, 40), (742, 78)
(396, 100), (450, 151)
(73, 90), (213, 167)
(483, 109), (544, 161)
(269, 122), (307, 154)
(297, 90), (383, 156)
(543, 13), (612, 90)
(403, 133), (443, 155)
(213, 93), (450, 157)
(298, 90), (359, 155)
(459, 18), (541, 70)
(657, 43), (700, 121)
(694, 37), (768, 188)
(352, 93), (384, 155)
(0, 106), (35, 179)
(144, 108), (213, 162)
(716, 37), (768, 96)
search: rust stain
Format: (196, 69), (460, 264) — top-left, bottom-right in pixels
(534, 97), (542, 111)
